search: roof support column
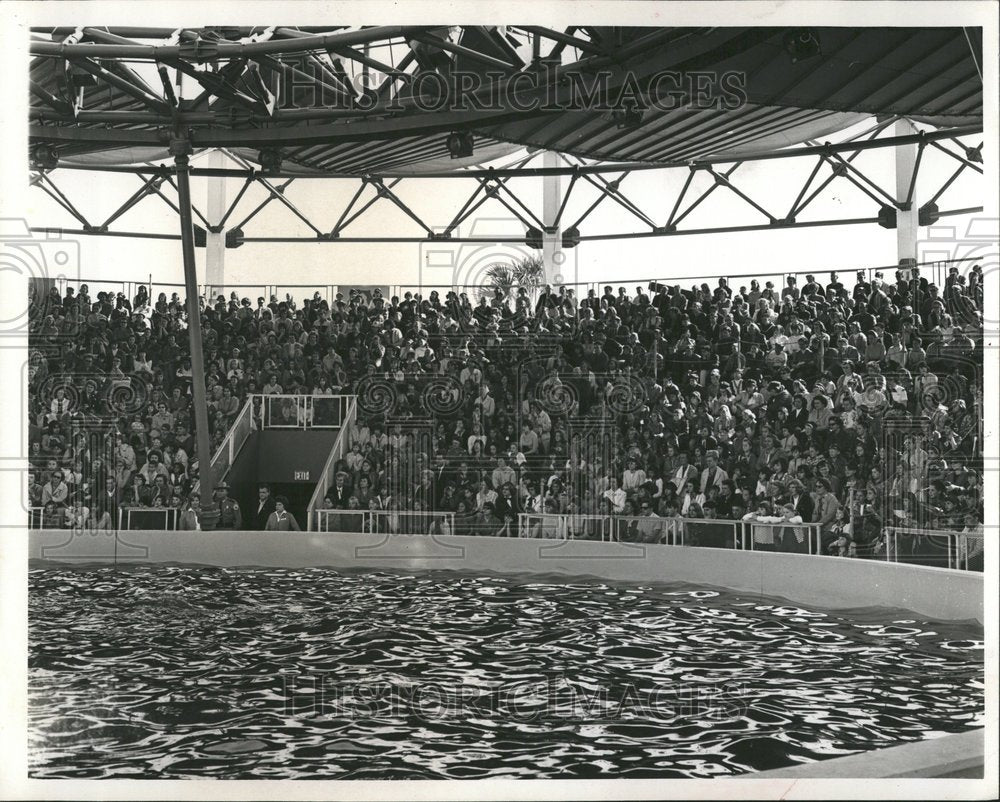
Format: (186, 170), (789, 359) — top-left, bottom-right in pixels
(205, 148), (227, 299)
(894, 119), (920, 265)
(542, 149), (563, 285)
(172, 136), (219, 530)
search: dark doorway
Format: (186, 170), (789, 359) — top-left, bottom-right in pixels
(267, 482), (315, 530)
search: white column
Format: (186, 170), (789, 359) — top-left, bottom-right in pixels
(894, 119), (919, 265)
(205, 148), (227, 297)
(542, 149), (563, 285)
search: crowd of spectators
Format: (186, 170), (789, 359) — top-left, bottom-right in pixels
(28, 264), (985, 563)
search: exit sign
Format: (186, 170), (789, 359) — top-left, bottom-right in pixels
(294, 470), (310, 481)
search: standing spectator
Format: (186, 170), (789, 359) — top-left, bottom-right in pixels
(813, 478), (840, 550)
(178, 493), (201, 531)
(265, 496), (301, 531)
(251, 485), (276, 530)
(215, 483), (242, 530)
(787, 478), (814, 523)
(700, 450), (728, 495)
(491, 456), (516, 491)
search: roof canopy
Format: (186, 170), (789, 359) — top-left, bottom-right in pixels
(29, 26), (983, 175)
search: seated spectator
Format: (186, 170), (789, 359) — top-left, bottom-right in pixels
(41, 470), (69, 509)
(25, 265), (982, 552)
(41, 501), (63, 529)
(63, 496), (89, 530)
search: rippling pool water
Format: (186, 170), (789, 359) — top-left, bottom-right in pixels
(28, 565), (983, 779)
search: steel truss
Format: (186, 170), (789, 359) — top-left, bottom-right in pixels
(28, 25), (982, 245)
(30, 121), (983, 246)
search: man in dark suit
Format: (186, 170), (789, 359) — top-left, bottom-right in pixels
(326, 472), (351, 508)
(252, 484), (276, 530)
(98, 476), (122, 526)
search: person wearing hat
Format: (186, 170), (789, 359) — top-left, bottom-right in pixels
(139, 450), (169, 485)
(215, 482), (242, 530)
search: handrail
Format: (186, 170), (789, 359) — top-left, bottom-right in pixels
(306, 397), (357, 530)
(886, 526), (982, 571)
(743, 518), (823, 555)
(518, 512), (613, 540)
(676, 515), (745, 549)
(45, 255), (978, 322)
(315, 508), (454, 535)
(612, 514), (685, 545)
(192, 395), (254, 496)
(304, 511), (985, 571)
(118, 506), (179, 531)
(251, 393), (352, 430)
(28, 505), (53, 529)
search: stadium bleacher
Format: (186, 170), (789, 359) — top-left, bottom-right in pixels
(27, 264), (985, 567)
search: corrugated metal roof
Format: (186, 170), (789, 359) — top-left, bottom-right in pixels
(29, 26), (982, 174)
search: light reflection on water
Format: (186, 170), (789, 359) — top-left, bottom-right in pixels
(28, 565), (983, 779)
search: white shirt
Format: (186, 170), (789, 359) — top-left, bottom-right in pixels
(603, 487), (626, 514)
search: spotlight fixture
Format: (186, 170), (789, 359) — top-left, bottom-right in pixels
(783, 28), (821, 63)
(525, 226), (543, 249)
(446, 131), (474, 159)
(30, 145), (59, 171)
(561, 226), (581, 249)
(257, 148), (282, 173)
(877, 205), (897, 229)
(918, 202), (940, 226)
(68, 63), (98, 88)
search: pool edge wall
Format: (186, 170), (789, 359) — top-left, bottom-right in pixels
(26, 528), (986, 780)
(28, 529), (984, 623)
(753, 728), (984, 778)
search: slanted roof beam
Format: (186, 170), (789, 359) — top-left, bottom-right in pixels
(64, 56), (171, 114)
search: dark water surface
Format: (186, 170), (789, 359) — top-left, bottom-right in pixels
(28, 565), (983, 779)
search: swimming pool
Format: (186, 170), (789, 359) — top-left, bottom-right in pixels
(28, 565), (984, 779)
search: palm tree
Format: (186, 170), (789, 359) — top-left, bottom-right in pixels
(478, 255), (545, 301)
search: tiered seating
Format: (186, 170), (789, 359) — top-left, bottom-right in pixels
(29, 267), (985, 560)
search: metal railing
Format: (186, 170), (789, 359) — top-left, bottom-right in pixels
(680, 516), (745, 549)
(192, 396), (255, 496)
(251, 394), (351, 430)
(47, 256), (976, 324)
(28, 506), (56, 529)
(118, 507), (179, 531)
(885, 526), (982, 571)
(29, 506), (118, 531)
(743, 519), (823, 554)
(612, 515), (685, 544)
(314, 508), (454, 535)
(518, 513), (613, 541)
(306, 397), (358, 530)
